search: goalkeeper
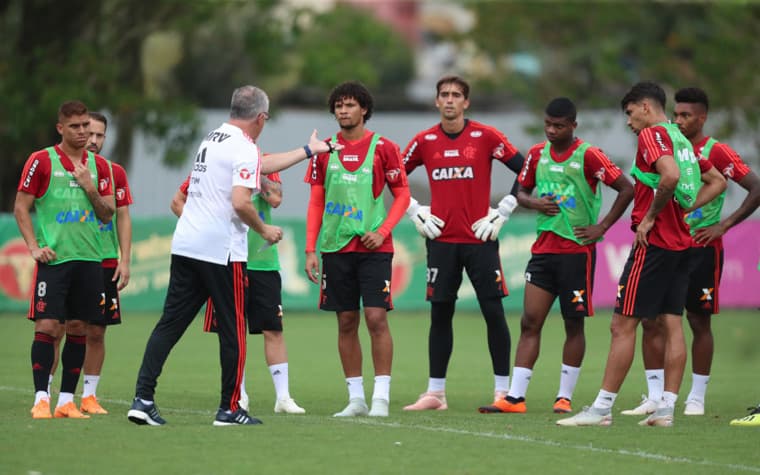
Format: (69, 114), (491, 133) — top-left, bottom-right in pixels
(400, 75), (525, 412)
(479, 97), (633, 415)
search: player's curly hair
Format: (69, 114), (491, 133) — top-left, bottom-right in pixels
(328, 81), (374, 123)
(545, 97), (576, 122)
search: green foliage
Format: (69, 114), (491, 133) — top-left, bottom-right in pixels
(292, 5), (415, 101)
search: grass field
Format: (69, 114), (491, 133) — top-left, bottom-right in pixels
(1, 309), (759, 475)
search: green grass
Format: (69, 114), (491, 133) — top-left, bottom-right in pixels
(1, 309), (759, 475)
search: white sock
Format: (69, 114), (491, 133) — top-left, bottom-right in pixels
(592, 389), (617, 410)
(35, 391), (49, 405)
(346, 376), (365, 400)
(269, 363), (290, 400)
(661, 391), (678, 409)
(57, 392), (74, 407)
(557, 364), (581, 400)
(494, 375), (510, 394)
(687, 373), (709, 402)
(507, 367), (532, 399)
(82, 374), (100, 398)
(645, 369), (664, 401)
(427, 377), (446, 393)
(47, 374), (53, 396)
(372, 375), (391, 401)
(239, 374), (248, 401)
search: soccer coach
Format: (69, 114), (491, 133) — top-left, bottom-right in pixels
(128, 85), (337, 426)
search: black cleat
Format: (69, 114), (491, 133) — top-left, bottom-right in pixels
(213, 408), (263, 426)
(127, 398), (167, 426)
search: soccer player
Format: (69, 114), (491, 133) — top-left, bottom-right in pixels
(622, 87), (760, 417)
(128, 85), (335, 426)
(479, 98), (633, 415)
(556, 81), (726, 428)
(172, 166), (306, 415)
(77, 112), (133, 415)
(304, 81), (410, 418)
(401, 75), (524, 411)
(15, 100), (115, 419)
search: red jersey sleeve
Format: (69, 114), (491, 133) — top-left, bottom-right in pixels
(517, 143), (545, 189)
(485, 125), (519, 165)
(303, 153), (328, 186)
(709, 142), (751, 183)
(584, 146), (622, 186)
(401, 133), (425, 176)
(94, 155), (113, 196)
(377, 138), (409, 195)
(638, 126), (673, 169)
(179, 175), (190, 195)
(17, 150), (52, 197)
(111, 163), (133, 207)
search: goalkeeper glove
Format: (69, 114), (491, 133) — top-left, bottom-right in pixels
(407, 197), (445, 240)
(471, 194), (518, 241)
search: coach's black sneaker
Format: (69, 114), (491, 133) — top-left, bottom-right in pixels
(127, 398), (167, 426)
(213, 408), (263, 426)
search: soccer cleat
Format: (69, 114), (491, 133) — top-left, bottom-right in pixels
(239, 392), (250, 412)
(556, 406), (612, 426)
(729, 406), (760, 427)
(553, 397), (573, 414)
(620, 395), (658, 415)
(333, 398), (369, 417)
(80, 395), (109, 415)
(127, 398), (166, 426)
(639, 406), (674, 427)
(274, 397), (306, 414)
(683, 399), (704, 416)
(403, 391), (448, 411)
(479, 396), (526, 414)
(368, 398), (389, 417)
(54, 401), (90, 419)
(213, 408), (262, 426)
(31, 399), (52, 419)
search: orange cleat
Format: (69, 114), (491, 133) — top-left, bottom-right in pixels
(479, 396), (527, 414)
(403, 391), (448, 411)
(80, 395), (109, 415)
(553, 397), (573, 414)
(31, 399), (52, 419)
(54, 401), (90, 419)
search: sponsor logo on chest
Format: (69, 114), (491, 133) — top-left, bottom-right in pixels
(431, 166), (474, 181)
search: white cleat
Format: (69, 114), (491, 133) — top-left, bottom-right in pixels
(639, 406), (674, 427)
(239, 392), (250, 412)
(683, 399), (705, 416)
(274, 397), (306, 414)
(333, 398), (369, 417)
(556, 406), (612, 426)
(620, 395), (658, 415)
(368, 398), (389, 417)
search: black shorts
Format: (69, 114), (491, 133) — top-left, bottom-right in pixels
(203, 270), (283, 334)
(28, 261), (105, 323)
(319, 252), (393, 312)
(614, 244), (689, 319)
(685, 243), (724, 316)
(90, 264), (122, 326)
(525, 249), (596, 318)
(425, 240), (508, 302)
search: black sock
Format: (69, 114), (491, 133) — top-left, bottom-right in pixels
(31, 332), (55, 393)
(60, 334), (86, 394)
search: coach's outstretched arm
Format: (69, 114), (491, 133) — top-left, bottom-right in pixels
(261, 130), (343, 174)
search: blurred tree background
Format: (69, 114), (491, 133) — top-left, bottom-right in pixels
(1, 0), (758, 211)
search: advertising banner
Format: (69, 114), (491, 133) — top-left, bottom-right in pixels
(1, 214), (758, 313)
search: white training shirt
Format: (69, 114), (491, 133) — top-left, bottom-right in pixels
(171, 122), (261, 265)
